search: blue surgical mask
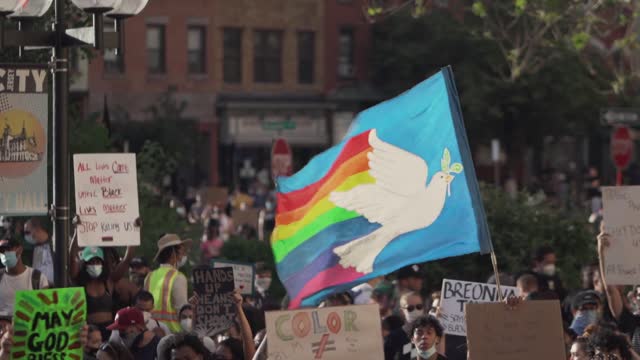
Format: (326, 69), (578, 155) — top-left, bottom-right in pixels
(416, 344), (437, 359)
(24, 235), (36, 245)
(0, 251), (18, 269)
(87, 265), (103, 279)
(570, 310), (598, 335)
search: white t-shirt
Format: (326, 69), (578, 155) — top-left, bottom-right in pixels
(33, 244), (54, 284)
(0, 267), (49, 314)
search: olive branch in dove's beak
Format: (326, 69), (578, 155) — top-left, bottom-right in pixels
(441, 148), (464, 197)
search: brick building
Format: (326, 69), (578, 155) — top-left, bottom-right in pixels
(86, 0), (380, 189)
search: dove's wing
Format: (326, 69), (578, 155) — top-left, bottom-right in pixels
(329, 185), (404, 226)
(367, 129), (429, 196)
(329, 129), (428, 225)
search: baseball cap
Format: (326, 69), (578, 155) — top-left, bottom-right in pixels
(372, 281), (395, 298)
(573, 290), (601, 310)
(80, 247), (104, 262)
(0, 238), (20, 251)
(129, 257), (149, 268)
(397, 264), (422, 280)
(106, 307), (145, 331)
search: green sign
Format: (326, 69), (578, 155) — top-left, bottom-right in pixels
(262, 118), (296, 131)
(12, 287), (86, 360)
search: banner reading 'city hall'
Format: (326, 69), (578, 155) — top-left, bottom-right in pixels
(0, 65), (48, 215)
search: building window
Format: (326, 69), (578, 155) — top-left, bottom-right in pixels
(338, 28), (355, 79)
(223, 28), (242, 83)
(297, 31), (315, 84)
(254, 30), (282, 83)
(187, 26), (206, 74)
(104, 49), (124, 74)
(147, 25), (166, 74)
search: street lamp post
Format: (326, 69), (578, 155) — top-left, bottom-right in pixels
(0, 0), (148, 288)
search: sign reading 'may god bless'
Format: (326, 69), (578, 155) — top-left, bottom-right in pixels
(73, 154), (140, 247)
(0, 65), (49, 215)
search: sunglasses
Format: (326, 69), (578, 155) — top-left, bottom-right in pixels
(404, 304), (424, 312)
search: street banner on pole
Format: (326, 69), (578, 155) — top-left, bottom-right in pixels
(440, 279), (519, 336)
(265, 304), (384, 360)
(0, 64), (49, 215)
(602, 186), (640, 284)
(73, 153), (140, 247)
(11, 287), (87, 360)
(192, 266), (236, 336)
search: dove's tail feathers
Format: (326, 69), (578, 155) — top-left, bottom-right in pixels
(333, 227), (398, 273)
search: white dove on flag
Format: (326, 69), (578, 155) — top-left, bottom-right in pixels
(329, 129), (463, 273)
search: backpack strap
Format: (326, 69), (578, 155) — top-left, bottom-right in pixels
(31, 268), (41, 290)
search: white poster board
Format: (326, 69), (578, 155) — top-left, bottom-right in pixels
(440, 279), (519, 336)
(265, 304), (383, 360)
(602, 186), (640, 284)
(73, 154), (140, 247)
(212, 260), (255, 296)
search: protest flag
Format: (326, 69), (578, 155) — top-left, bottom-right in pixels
(272, 67), (492, 308)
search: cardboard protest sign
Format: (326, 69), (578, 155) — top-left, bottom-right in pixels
(265, 304), (384, 360)
(204, 186), (228, 206)
(465, 300), (565, 360)
(192, 267), (236, 336)
(11, 287), (86, 360)
(73, 153), (140, 247)
(602, 186), (640, 284)
(440, 279), (519, 336)
(212, 260), (255, 295)
(233, 208), (259, 230)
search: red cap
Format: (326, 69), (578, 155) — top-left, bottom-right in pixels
(106, 307), (145, 331)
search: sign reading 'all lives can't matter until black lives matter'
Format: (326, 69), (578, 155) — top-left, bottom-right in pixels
(73, 153), (140, 247)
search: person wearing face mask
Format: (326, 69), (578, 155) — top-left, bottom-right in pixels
(70, 247), (120, 340)
(247, 262), (278, 311)
(570, 290), (603, 336)
(0, 238), (48, 314)
(410, 316), (447, 360)
(109, 291), (170, 343)
(106, 307), (160, 360)
(385, 291), (434, 360)
(177, 304), (217, 353)
(144, 234), (192, 334)
(529, 245), (567, 301)
(23, 217), (54, 284)
(85, 325), (103, 360)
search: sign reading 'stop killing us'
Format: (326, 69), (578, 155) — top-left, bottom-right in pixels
(73, 154), (140, 247)
(0, 65), (49, 215)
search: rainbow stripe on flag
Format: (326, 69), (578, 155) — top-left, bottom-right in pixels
(272, 67), (492, 308)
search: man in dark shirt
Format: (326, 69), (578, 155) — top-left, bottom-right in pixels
(107, 307), (160, 360)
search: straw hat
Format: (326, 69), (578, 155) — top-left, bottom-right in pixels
(153, 234), (192, 261)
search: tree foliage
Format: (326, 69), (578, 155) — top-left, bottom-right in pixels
(422, 185), (595, 292)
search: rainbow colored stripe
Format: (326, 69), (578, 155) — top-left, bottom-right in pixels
(272, 130), (380, 307)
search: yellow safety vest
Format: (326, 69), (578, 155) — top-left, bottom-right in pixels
(144, 266), (181, 333)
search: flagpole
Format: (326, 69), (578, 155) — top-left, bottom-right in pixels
(490, 250), (503, 302)
(252, 334), (267, 360)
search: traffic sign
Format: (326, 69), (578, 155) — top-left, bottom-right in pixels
(601, 108), (640, 126)
(611, 126), (634, 170)
(271, 138), (292, 179)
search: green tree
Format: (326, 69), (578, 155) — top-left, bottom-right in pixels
(422, 185), (595, 292)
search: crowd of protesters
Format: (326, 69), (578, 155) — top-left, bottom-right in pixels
(0, 186), (640, 360)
